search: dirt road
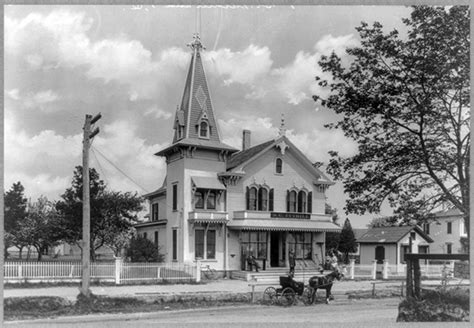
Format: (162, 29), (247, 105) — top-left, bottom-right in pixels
(6, 297), (402, 327)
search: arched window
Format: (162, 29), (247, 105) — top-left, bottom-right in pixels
(276, 158), (283, 174)
(288, 190), (297, 212)
(200, 121), (209, 138)
(248, 187), (257, 210)
(194, 191), (204, 209)
(297, 191), (307, 213)
(258, 188), (268, 211)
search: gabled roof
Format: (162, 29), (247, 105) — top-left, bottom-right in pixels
(227, 140), (274, 170)
(357, 226), (433, 244)
(226, 135), (333, 185)
(433, 208), (463, 218)
(353, 228), (369, 241)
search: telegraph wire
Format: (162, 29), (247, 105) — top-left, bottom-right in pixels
(91, 145), (150, 194)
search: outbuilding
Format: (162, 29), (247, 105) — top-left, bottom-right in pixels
(357, 226), (433, 267)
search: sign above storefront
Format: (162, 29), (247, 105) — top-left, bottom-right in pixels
(270, 212), (310, 220)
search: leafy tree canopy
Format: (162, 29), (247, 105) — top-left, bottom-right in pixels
(4, 181), (28, 233)
(314, 6), (470, 235)
(17, 196), (64, 261)
(56, 166), (144, 259)
(338, 218), (358, 263)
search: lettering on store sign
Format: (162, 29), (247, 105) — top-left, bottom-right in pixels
(270, 212), (310, 219)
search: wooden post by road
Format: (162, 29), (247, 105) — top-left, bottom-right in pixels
(413, 259), (421, 299)
(406, 259), (413, 298)
(81, 113), (101, 297)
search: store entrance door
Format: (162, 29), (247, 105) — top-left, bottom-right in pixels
(270, 231), (280, 267)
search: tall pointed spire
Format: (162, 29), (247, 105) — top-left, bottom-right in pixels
(172, 34), (221, 144)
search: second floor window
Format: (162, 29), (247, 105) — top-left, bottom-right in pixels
(194, 189), (218, 210)
(297, 191), (307, 213)
(446, 243), (452, 254)
(287, 190), (312, 213)
(447, 221), (452, 234)
(194, 191), (204, 209)
(152, 203), (159, 221)
(246, 186), (273, 211)
(172, 184), (178, 211)
(207, 191), (216, 209)
(422, 223), (430, 235)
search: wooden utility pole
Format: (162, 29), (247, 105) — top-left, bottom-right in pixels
(81, 113), (101, 297)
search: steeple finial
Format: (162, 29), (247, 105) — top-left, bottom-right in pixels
(278, 113), (286, 137)
(188, 33), (205, 52)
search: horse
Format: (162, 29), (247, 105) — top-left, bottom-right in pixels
(308, 269), (344, 304)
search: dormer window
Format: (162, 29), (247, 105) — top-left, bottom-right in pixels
(199, 121), (209, 138)
(178, 126), (184, 139)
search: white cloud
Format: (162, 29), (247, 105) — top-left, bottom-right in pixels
(23, 90), (60, 112)
(205, 45), (273, 86)
(4, 115), (167, 201)
(6, 89), (20, 100)
(272, 51), (319, 105)
(314, 34), (358, 57)
(219, 116), (357, 164)
(270, 34), (358, 106)
(5, 10), (189, 101)
(144, 107), (173, 120)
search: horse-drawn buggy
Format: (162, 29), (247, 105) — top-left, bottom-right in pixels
(262, 269), (344, 306)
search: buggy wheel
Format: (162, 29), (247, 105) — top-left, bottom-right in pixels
(280, 287), (296, 306)
(263, 287), (277, 305)
(302, 287), (313, 305)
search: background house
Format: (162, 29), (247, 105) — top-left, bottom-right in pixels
(421, 208), (468, 254)
(357, 226), (433, 266)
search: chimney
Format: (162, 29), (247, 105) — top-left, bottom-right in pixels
(242, 130), (251, 151)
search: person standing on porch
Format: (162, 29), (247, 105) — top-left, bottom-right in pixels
(289, 250), (296, 277)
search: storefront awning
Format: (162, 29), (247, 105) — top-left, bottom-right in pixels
(227, 219), (341, 232)
(191, 176), (226, 190)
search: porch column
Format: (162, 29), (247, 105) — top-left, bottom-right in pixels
(285, 231), (289, 267)
(224, 224), (228, 277)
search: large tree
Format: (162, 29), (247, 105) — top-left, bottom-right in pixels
(16, 196), (64, 261)
(337, 218), (358, 264)
(56, 166), (144, 260)
(4, 182), (28, 257)
(314, 6), (470, 235)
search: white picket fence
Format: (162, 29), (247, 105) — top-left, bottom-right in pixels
(4, 260), (198, 284)
(345, 259), (455, 280)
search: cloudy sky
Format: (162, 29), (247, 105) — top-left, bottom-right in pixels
(4, 4), (414, 227)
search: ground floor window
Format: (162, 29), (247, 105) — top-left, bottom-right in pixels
(241, 231), (267, 258)
(172, 229), (177, 260)
(401, 245), (410, 263)
(287, 232), (312, 259)
(195, 229), (216, 260)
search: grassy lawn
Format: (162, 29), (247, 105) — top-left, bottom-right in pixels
(4, 293), (251, 321)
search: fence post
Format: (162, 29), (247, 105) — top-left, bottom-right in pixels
(115, 257), (123, 285)
(349, 259), (355, 280)
(18, 264), (22, 280)
(383, 260), (388, 280)
(372, 260), (377, 280)
(196, 260), (201, 283)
